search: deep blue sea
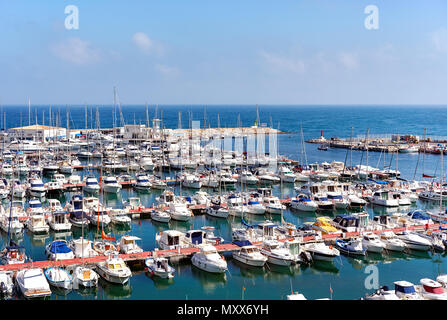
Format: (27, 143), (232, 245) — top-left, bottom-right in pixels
(2, 105), (447, 300)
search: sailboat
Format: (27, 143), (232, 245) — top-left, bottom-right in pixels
(427, 145), (447, 223)
(71, 201), (99, 288)
(0, 182), (27, 265)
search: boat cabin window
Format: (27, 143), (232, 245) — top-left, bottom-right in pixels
(123, 239), (135, 245)
(310, 186), (319, 194)
(167, 235), (179, 246)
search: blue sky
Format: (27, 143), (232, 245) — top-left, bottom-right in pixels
(1, 0), (447, 105)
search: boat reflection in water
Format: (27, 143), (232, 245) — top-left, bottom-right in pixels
(190, 263), (227, 292)
(231, 259), (267, 278)
(98, 277), (132, 299)
(144, 271), (175, 289)
(311, 260), (340, 275)
(28, 232), (50, 247)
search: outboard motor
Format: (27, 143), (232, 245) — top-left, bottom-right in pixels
(299, 251), (313, 264)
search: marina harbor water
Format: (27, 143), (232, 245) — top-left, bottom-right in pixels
(0, 105), (447, 300)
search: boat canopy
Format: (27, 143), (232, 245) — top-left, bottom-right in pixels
(234, 240), (252, 247)
(48, 241), (72, 254)
(407, 210), (431, 220)
(394, 282), (416, 294)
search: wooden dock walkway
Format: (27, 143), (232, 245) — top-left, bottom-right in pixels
(1, 222), (446, 273)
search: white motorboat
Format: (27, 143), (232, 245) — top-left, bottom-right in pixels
(181, 174), (202, 189)
(118, 235), (143, 254)
(290, 194), (318, 212)
(1, 163), (13, 176)
(335, 238), (366, 256)
(150, 177), (168, 190)
(59, 162), (74, 174)
(83, 176), (100, 194)
(226, 194), (245, 217)
(140, 156), (155, 171)
(201, 174), (219, 188)
(191, 245), (228, 273)
(326, 193), (349, 209)
(416, 278), (447, 300)
(150, 209), (171, 223)
(263, 196), (286, 214)
(73, 266), (99, 288)
(101, 176), (122, 194)
(361, 233), (386, 253)
(302, 242), (340, 262)
(145, 257), (175, 278)
(0, 211), (24, 235)
(313, 195), (334, 210)
(26, 213), (49, 234)
(379, 231), (407, 252)
(109, 209), (132, 226)
(232, 245), (268, 267)
(88, 204), (112, 227)
(245, 199), (266, 215)
(28, 178), (47, 198)
(396, 231), (432, 251)
(133, 174), (152, 191)
(93, 239), (119, 256)
(260, 240), (295, 266)
(166, 202), (193, 222)
(348, 194), (367, 208)
(48, 212), (72, 232)
(16, 268), (52, 299)
(155, 189), (176, 206)
(206, 197), (229, 218)
(44, 267), (73, 290)
(238, 171), (259, 185)
(155, 230), (188, 250)
(96, 253), (132, 284)
(369, 190), (399, 207)
(278, 166), (296, 183)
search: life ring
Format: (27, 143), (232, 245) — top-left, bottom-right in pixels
(19, 254), (24, 261)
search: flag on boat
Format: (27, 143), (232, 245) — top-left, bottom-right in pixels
(422, 174), (436, 178)
(101, 230), (115, 241)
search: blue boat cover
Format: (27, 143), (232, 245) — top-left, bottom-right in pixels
(395, 284), (416, 294)
(408, 211), (430, 220)
(233, 240), (252, 247)
(48, 241), (72, 254)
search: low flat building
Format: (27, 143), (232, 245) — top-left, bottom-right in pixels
(8, 124), (66, 141)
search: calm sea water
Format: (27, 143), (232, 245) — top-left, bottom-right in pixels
(2, 105), (447, 300)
